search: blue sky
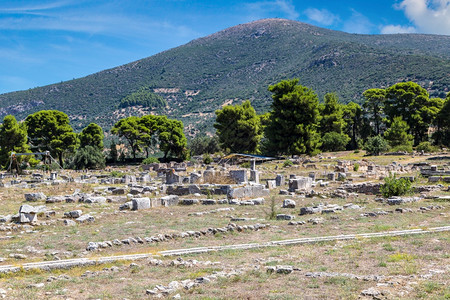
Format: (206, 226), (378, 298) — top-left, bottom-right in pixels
(1, 0), (449, 94)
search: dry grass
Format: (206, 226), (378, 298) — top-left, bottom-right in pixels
(0, 154), (449, 299)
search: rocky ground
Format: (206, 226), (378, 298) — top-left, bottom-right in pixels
(0, 151), (448, 299)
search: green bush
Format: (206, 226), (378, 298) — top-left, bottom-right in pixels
(69, 146), (105, 170)
(203, 153), (212, 164)
(110, 170), (122, 178)
(416, 141), (439, 153)
(240, 161), (251, 168)
(380, 173), (413, 197)
(390, 144), (413, 153)
(283, 159), (293, 167)
(364, 135), (389, 156)
(142, 157), (159, 164)
(353, 163), (360, 171)
(321, 132), (350, 152)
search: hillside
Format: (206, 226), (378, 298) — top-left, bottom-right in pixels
(0, 18), (449, 134)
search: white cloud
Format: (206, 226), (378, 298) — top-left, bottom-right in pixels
(342, 9), (374, 34)
(380, 24), (417, 34)
(246, 0), (299, 20)
(0, 1), (72, 13)
(0, 5), (199, 42)
(303, 8), (339, 26)
(398, 0), (450, 35)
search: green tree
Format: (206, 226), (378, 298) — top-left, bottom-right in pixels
(111, 116), (146, 160)
(362, 88), (385, 135)
(321, 132), (351, 152)
(157, 117), (188, 160)
(109, 140), (118, 163)
(265, 79), (321, 156)
(139, 115), (160, 158)
(214, 100), (262, 154)
(188, 135), (220, 156)
(364, 135), (389, 156)
(320, 93), (346, 134)
(79, 123), (104, 149)
(0, 115), (30, 167)
(433, 93), (450, 146)
(25, 110), (78, 167)
(70, 146), (105, 170)
(384, 116), (413, 149)
(385, 82), (441, 145)
(343, 102), (363, 149)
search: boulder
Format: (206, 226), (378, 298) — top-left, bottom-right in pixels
(76, 215), (95, 223)
(84, 196), (106, 204)
(64, 210), (82, 218)
(24, 192), (46, 202)
(282, 199), (296, 208)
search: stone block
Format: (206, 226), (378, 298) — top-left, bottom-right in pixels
(229, 170), (248, 184)
(428, 176), (441, 183)
(327, 173), (336, 181)
(112, 188), (126, 195)
(276, 214), (294, 220)
(132, 198), (151, 210)
(250, 170), (260, 184)
(121, 175), (137, 184)
(190, 172), (202, 184)
(227, 184), (269, 199)
(266, 180), (276, 189)
(288, 177), (312, 192)
(275, 174), (285, 186)
(161, 195), (179, 207)
(151, 198), (162, 208)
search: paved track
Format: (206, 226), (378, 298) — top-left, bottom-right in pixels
(0, 225), (448, 274)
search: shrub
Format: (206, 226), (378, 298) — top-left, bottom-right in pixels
(69, 146), (106, 170)
(110, 170), (122, 178)
(390, 144), (413, 153)
(416, 141), (439, 153)
(203, 153), (212, 164)
(364, 135), (389, 156)
(28, 157), (40, 168)
(321, 132), (350, 152)
(380, 173), (413, 197)
(240, 161), (251, 168)
(283, 159), (293, 167)
(353, 163), (360, 171)
(142, 157), (159, 164)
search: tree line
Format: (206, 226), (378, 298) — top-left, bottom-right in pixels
(0, 79), (448, 170)
(213, 79), (450, 156)
(0, 111), (188, 170)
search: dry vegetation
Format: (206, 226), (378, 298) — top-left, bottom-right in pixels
(0, 151), (448, 299)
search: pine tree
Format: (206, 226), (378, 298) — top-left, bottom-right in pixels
(265, 79), (321, 156)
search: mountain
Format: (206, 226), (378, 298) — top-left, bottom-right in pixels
(1, 18), (449, 135)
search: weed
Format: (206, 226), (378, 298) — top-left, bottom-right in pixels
(387, 252), (415, 262)
(383, 243), (395, 252)
(283, 160), (293, 168)
(265, 196), (278, 220)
